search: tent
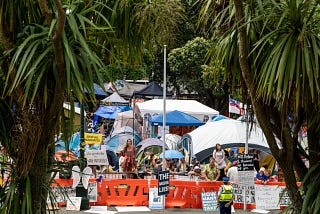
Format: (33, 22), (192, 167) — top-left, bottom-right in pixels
(94, 105), (131, 119)
(107, 133), (141, 153)
(133, 81), (173, 97)
(136, 99), (219, 121)
(101, 92), (129, 105)
(160, 134), (182, 150)
(112, 110), (142, 134)
(148, 110), (204, 126)
(184, 119), (275, 162)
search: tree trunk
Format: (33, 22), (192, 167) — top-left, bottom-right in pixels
(29, 140), (49, 213)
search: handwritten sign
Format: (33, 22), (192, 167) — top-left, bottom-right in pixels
(158, 170), (169, 196)
(201, 192), (218, 211)
(238, 171), (255, 185)
(84, 133), (102, 145)
(237, 154), (254, 171)
(66, 197), (82, 211)
(231, 183), (255, 204)
(85, 150), (109, 165)
(255, 184), (281, 210)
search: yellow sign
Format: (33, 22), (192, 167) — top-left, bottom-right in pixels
(84, 133), (102, 145)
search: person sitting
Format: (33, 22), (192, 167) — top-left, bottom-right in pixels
(256, 167), (269, 182)
(203, 157), (220, 181)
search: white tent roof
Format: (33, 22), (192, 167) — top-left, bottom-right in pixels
(186, 120), (274, 162)
(101, 92), (129, 103)
(136, 99), (219, 121)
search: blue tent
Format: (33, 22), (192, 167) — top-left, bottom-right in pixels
(148, 110), (205, 126)
(94, 105), (131, 119)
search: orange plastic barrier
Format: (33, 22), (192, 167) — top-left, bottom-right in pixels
(53, 178), (295, 209)
(104, 179), (149, 206)
(165, 180), (197, 208)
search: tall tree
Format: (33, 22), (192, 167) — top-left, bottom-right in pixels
(0, 0), (185, 212)
(199, 0), (320, 212)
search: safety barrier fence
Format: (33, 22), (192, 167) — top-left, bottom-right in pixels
(53, 177), (291, 209)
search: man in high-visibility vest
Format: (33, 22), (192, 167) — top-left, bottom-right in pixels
(217, 176), (234, 214)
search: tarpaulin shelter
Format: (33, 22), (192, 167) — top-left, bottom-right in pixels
(148, 110), (205, 126)
(183, 119), (275, 162)
(133, 81), (173, 97)
(136, 99), (219, 121)
(94, 105), (131, 119)
(101, 92), (129, 105)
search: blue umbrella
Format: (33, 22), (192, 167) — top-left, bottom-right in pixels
(159, 149), (184, 159)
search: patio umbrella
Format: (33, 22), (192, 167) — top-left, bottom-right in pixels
(159, 149), (184, 159)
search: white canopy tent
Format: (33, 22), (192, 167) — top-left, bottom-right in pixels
(184, 119), (276, 162)
(136, 99), (219, 121)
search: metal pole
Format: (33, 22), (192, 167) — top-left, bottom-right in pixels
(76, 102), (90, 210)
(162, 45), (167, 209)
(244, 104), (248, 211)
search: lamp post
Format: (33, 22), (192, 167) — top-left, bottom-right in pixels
(76, 103), (90, 210)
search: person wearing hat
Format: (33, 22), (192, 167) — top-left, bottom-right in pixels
(256, 167), (268, 182)
(217, 176), (234, 214)
(188, 166), (205, 180)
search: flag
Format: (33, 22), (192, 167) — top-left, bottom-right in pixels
(229, 98), (243, 115)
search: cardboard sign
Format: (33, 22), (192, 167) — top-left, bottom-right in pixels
(66, 197), (82, 211)
(158, 170), (169, 196)
(255, 184), (281, 210)
(201, 191), (218, 211)
(85, 150), (109, 165)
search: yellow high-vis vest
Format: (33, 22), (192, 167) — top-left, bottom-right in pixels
(220, 185), (233, 202)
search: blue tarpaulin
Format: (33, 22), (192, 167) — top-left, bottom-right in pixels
(94, 105), (131, 119)
(148, 110), (205, 126)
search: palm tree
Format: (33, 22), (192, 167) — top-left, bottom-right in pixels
(0, 0), (185, 213)
(0, 0), (110, 212)
(199, 0), (320, 212)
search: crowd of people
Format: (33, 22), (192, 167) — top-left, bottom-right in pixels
(57, 138), (279, 184)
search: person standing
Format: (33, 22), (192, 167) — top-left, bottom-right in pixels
(227, 161), (239, 183)
(217, 177), (234, 214)
(253, 149), (261, 172)
(213, 144), (226, 180)
(122, 139), (136, 177)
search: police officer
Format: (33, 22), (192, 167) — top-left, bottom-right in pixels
(217, 177), (234, 214)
